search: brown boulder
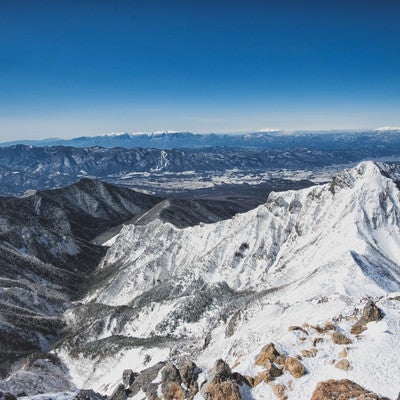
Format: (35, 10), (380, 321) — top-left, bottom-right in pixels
(361, 300), (383, 323)
(311, 322), (335, 334)
(338, 348), (348, 358)
(351, 301), (383, 335)
(332, 332), (352, 345)
(202, 381), (242, 400)
(208, 359), (232, 384)
(253, 370), (273, 386)
(310, 379), (390, 400)
(335, 359), (352, 371)
(264, 359), (283, 377)
(161, 362), (183, 400)
(165, 383), (185, 400)
(301, 348), (318, 358)
(179, 359), (200, 399)
(288, 326), (308, 335)
(255, 343), (281, 367)
(284, 356), (306, 378)
(351, 322), (368, 335)
(272, 383), (287, 400)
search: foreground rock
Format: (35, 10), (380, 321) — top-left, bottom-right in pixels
(351, 300), (384, 335)
(284, 357), (306, 378)
(310, 379), (390, 400)
(201, 359), (246, 400)
(202, 381), (242, 400)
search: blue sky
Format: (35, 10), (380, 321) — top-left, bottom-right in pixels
(1, 0), (399, 139)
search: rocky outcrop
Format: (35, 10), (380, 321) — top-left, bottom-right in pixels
(332, 332), (352, 345)
(110, 384), (127, 400)
(201, 359), (244, 400)
(202, 381), (241, 400)
(0, 392), (17, 400)
(127, 362), (166, 397)
(284, 357), (306, 378)
(310, 379), (390, 400)
(351, 301), (384, 335)
(255, 343), (282, 367)
(161, 362), (183, 400)
(179, 360), (200, 399)
(122, 369), (138, 388)
(74, 390), (105, 400)
(272, 383), (287, 400)
(335, 359), (352, 371)
(207, 359), (232, 384)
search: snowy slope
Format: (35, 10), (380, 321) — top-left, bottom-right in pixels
(90, 161), (400, 305)
(57, 161), (400, 399)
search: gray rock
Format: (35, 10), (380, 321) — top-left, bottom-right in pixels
(128, 361), (166, 397)
(208, 359), (232, 384)
(110, 384), (127, 400)
(179, 360), (199, 387)
(74, 389), (105, 400)
(122, 369), (138, 388)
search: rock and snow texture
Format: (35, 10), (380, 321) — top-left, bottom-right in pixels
(90, 161), (400, 304)
(57, 161), (400, 399)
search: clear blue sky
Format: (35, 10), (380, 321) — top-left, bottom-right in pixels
(1, 0), (399, 139)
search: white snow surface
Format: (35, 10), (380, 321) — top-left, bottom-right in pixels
(58, 161), (400, 399)
(91, 161), (400, 305)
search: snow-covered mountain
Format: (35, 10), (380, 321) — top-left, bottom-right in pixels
(0, 145), (333, 196)
(0, 178), (253, 395)
(40, 161), (400, 400)
(1, 129), (400, 149)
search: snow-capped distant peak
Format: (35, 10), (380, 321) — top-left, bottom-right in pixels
(257, 128), (282, 133)
(99, 130), (183, 137)
(99, 132), (131, 137)
(375, 126), (400, 132)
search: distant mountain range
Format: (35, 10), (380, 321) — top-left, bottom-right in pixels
(1, 143), (397, 196)
(1, 128), (400, 149)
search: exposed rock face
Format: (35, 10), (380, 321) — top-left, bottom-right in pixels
(310, 379), (390, 400)
(122, 369), (138, 388)
(288, 326), (308, 335)
(311, 322), (335, 334)
(110, 384), (127, 400)
(207, 359), (232, 384)
(272, 383), (288, 400)
(179, 360), (200, 399)
(255, 343), (282, 367)
(74, 390), (105, 400)
(128, 362), (166, 397)
(200, 359), (245, 400)
(284, 357), (306, 378)
(351, 300), (384, 335)
(301, 348), (318, 358)
(335, 359), (352, 371)
(202, 381), (242, 400)
(254, 370), (273, 385)
(0, 393), (17, 400)
(161, 362), (183, 400)
(332, 332), (353, 345)
(361, 300), (384, 322)
(338, 348), (348, 358)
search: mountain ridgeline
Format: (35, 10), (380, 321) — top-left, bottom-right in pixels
(1, 129), (400, 150)
(0, 178), (252, 383)
(1, 135), (400, 196)
(0, 162), (399, 399)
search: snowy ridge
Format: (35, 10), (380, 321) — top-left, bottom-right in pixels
(90, 161), (400, 305)
(54, 161), (400, 399)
